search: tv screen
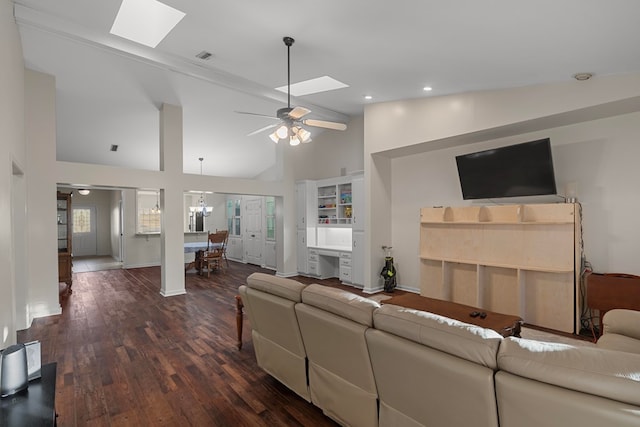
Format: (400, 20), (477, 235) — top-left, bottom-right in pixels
(455, 138), (557, 200)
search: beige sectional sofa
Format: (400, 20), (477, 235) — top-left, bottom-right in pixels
(240, 273), (640, 427)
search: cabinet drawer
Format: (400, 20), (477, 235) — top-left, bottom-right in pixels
(340, 257), (352, 267)
(340, 266), (352, 282)
(308, 262), (319, 276)
(308, 253), (319, 262)
(308, 248), (319, 255)
(339, 252), (351, 260)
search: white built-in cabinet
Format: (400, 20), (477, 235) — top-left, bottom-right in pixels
(296, 174), (365, 287)
(419, 203), (581, 333)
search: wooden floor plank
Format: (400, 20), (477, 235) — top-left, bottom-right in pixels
(18, 262), (343, 426)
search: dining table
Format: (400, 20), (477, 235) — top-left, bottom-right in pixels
(184, 241), (223, 274)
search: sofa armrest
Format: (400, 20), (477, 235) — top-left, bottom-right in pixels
(602, 309), (640, 340)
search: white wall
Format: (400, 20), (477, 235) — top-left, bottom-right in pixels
(1, 0), (25, 346)
(390, 111), (640, 290)
(292, 116), (364, 180)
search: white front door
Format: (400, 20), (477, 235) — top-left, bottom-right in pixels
(244, 197), (263, 266)
(72, 206), (97, 256)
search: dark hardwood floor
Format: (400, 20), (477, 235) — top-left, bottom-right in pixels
(19, 262), (375, 426)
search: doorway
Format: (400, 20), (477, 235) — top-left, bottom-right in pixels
(244, 197), (263, 266)
(72, 206), (97, 256)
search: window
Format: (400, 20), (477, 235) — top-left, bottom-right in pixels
(226, 197), (241, 236)
(137, 190), (161, 234)
(265, 197), (275, 240)
(73, 208), (91, 233)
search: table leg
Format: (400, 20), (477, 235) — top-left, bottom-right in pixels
(235, 295), (244, 350)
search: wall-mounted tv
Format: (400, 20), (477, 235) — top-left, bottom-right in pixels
(455, 138), (557, 200)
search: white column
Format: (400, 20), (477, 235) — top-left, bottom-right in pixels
(25, 70), (62, 319)
(159, 103), (186, 297)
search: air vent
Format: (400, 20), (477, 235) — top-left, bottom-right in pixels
(196, 51), (213, 60)
(110, 144), (119, 152)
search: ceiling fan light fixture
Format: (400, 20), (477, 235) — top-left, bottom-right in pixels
(297, 127), (311, 143)
(276, 125), (289, 139)
(269, 132), (279, 143)
(289, 136), (301, 146)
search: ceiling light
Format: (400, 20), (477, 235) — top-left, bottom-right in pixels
(110, 0), (185, 48)
(289, 136), (301, 146)
(275, 76), (349, 97)
(364, 95), (373, 100)
(573, 73), (593, 81)
(423, 86), (433, 91)
(78, 189), (90, 196)
(276, 125), (289, 139)
(269, 132), (279, 143)
(197, 158), (211, 217)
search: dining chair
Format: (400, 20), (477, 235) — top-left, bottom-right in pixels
(216, 228), (230, 267)
(202, 230), (228, 276)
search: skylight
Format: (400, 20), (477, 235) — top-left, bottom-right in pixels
(276, 76), (349, 97)
(110, 0), (186, 48)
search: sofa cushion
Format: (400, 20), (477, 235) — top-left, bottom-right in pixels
(597, 333), (640, 354)
(373, 304), (503, 369)
(301, 284), (380, 327)
(246, 272), (306, 302)
(498, 337), (640, 407)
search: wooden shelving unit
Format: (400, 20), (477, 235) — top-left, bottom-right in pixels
(419, 203), (581, 333)
(57, 191), (72, 293)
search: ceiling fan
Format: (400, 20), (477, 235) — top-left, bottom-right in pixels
(237, 36), (347, 146)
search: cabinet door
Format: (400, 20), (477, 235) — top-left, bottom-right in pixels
(352, 231), (365, 286)
(296, 182), (307, 229)
(352, 176), (364, 231)
(297, 230), (308, 274)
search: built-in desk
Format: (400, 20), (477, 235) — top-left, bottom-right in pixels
(0, 362), (57, 426)
(307, 246), (352, 283)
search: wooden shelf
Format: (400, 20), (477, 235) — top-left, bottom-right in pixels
(419, 203), (581, 333)
(419, 256), (574, 274)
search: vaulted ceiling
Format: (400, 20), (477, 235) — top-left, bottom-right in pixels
(14, 0), (640, 178)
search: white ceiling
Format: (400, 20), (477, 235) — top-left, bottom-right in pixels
(14, 0), (640, 178)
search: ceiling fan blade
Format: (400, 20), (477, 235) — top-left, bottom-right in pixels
(247, 123), (280, 136)
(235, 111), (280, 120)
(288, 106), (311, 119)
(303, 119), (347, 131)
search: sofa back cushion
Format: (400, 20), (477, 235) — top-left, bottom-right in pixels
(498, 337), (640, 407)
(296, 284), (380, 427)
(239, 273), (309, 401)
(373, 304), (503, 369)
(246, 272), (306, 302)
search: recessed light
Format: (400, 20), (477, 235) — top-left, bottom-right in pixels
(573, 73), (593, 81)
(364, 95), (373, 100)
(423, 86), (433, 92)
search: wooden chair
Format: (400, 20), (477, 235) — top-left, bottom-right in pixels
(216, 228), (230, 267)
(202, 230), (228, 277)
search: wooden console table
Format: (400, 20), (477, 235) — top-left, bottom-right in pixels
(384, 293), (522, 337)
(586, 272), (640, 335)
(235, 295), (244, 350)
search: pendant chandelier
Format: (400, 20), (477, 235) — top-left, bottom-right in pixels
(198, 157), (212, 217)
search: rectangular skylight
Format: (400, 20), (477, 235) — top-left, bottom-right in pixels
(276, 76), (349, 96)
(110, 0), (185, 48)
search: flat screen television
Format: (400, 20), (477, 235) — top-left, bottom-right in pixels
(455, 138), (557, 200)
